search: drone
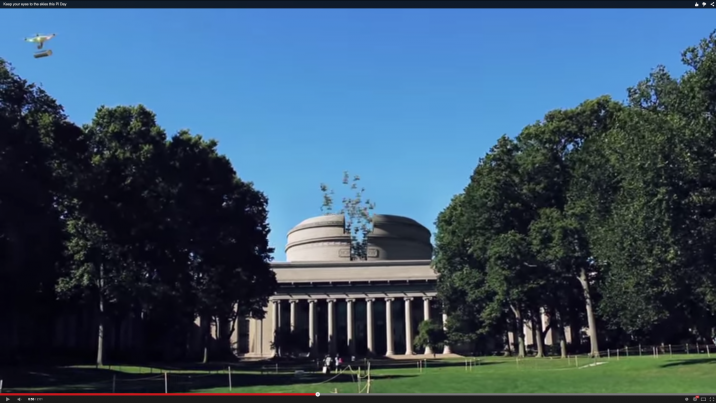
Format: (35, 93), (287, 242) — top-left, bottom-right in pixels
(24, 33), (56, 58)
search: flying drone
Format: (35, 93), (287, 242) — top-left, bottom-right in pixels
(24, 33), (56, 58)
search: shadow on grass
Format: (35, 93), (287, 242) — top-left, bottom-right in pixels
(660, 358), (716, 368)
(363, 359), (503, 370)
(0, 366), (415, 393)
(133, 357), (502, 374)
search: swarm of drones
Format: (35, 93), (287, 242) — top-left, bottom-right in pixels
(24, 33), (56, 58)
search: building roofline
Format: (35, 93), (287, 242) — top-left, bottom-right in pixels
(271, 259), (433, 269)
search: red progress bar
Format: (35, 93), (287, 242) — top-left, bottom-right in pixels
(0, 393), (315, 396)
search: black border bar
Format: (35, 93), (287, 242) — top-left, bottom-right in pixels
(0, 0), (713, 8)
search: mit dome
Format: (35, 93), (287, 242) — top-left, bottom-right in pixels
(285, 214), (432, 262)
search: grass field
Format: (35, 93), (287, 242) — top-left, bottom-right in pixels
(2, 354), (716, 394)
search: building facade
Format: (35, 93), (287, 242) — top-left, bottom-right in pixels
(233, 214), (454, 358)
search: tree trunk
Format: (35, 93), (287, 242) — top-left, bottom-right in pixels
(201, 315), (211, 364)
(218, 315), (237, 358)
(96, 265), (106, 366)
(512, 307), (526, 358)
(202, 332), (210, 364)
(96, 295), (106, 366)
(553, 309), (568, 358)
(577, 268), (600, 358)
(504, 331), (513, 356)
(510, 319), (519, 355)
(541, 315), (553, 346)
(533, 312), (545, 358)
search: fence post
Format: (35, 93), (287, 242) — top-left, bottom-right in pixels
(639, 344), (642, 356)
(708, 344), (711, 358)
(228, 366), (232, 391)
(575, 355), (579, 368)
(112, 375), (116, 393)
(697, 343), (700, 354)
(275, 363), (278, 374)
(358, 366), (362, 392)
(626, 346), (629, 357)
(617, 348), (620, 361)
(687, 343), (690, 355)
(164, 372), (168, 394)
(1, 379), (4, 393)
(669, 344), (672, 356)
(607, 349), (611, 361)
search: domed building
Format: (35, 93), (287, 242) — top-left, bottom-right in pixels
(232, 214), (453, 358)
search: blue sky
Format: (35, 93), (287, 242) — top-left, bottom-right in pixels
(1, 9), (713, 261)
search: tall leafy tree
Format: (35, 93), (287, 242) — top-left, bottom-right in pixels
(0, 59), (87, 361)
(164, 132), (276, 362)
(436, 137), (541, 357)
(593, 32), (716, 342)
(57, 105), (169, 365)
(520, 97), (624, 357)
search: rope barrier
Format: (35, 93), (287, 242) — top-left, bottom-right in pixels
(120, 375), (165, 382)
(168, 373), (215, 379)
(314, 365), (354, 385)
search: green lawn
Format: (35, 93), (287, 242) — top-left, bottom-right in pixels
(3, 355), (716, 394)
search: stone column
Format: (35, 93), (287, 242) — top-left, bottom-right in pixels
(327, 299), (337, 355)
(442, 312), (452, 354)
(404, 297), (414, 355)
(385, 298), (395, 356)
(289, 300), (298, 332)
(423, 297), (433, 355)
(308, 300), (317, 356)
(346, 299), (355, 356)
(366, 298), (375, 355)
(270, 300), (279, 356)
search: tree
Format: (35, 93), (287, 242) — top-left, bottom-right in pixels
(436, 99), (622, 359)
(163, 131), (276, 362)
(518, 97), (624, 358)
(434, 194), (499, 351)
(57, 105), (170, 365)
(414, 319), (446, 358)
(0, 59), (87, 362)
(591, 33), (716, 342)
(435, 137), (540, 358)
(320, 171), (376, 260)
